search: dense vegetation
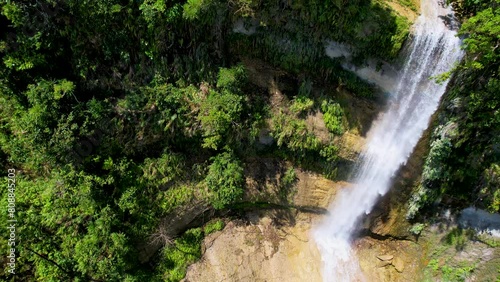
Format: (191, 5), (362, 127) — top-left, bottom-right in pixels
(231, 0), (410, 97)
(0, 0), (413, 281)
(4, 0), (497, 280)
(408, 0), (499, 217)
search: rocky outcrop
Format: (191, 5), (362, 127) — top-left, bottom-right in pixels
(183, 213), (323, 282)
(293, 170), (351, 209)
(355, 237), (424, 282)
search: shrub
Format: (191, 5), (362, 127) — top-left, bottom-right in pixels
(198, 89), (243, 150)
(183, 0), (205, 20)
(205, 151), (244, 209)
(204, 219), (225, 234)
(321, 100), (344, 135)
(271, 112), (322, 155)
(480, 163), (500, 213)
(298, 79), (313, 97)
(320, 144), (339, 162)
(443, 228), (474, 251)
(216, 65), (247, 92)
(162, 228), (203, 281)
(290, 95), (314, 115)
(409, 223), (425, 235)
(282, 167), (297, 187)
(421, 137), (453, 182)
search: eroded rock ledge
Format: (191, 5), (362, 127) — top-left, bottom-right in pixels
(183, 212), (323, 282)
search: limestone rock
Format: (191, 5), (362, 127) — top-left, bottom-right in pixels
(183, 214), (324, 282)
(393, 257), (405, 273)
(356, 237), (423, 282)
(377, 260), (392, 268)
(292, 170), (348, 209)
(377, 254), (394, 261)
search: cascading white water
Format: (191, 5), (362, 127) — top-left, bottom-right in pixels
(313, 0), (463, 281)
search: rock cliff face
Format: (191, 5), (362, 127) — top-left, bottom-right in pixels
(362, 111), (433, 238)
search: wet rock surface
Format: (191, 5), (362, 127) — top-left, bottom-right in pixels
(458, 207), (500, 236)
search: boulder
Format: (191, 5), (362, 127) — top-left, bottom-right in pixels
(377, 254), (394, 261)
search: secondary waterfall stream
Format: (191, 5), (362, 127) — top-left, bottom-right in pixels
(313, 0), (463, 281)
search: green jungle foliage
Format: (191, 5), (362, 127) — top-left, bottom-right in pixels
(0, 0), (384, 280)
(321, 100), (345, 135)
(205, 151), (244, 209)
(229, 0), (411, 98)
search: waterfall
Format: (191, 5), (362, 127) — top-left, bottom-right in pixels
(313, 0), (463, 281)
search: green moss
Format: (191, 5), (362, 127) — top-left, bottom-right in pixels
(160, 228), (204, 282)
(425, 261), (476, 282)
(390, 16), (411, 58)
(282, 167), (297, 187)
(409, 223), (425, 235)
(477, 234), (500, 248)
(204, 219), (225, 234)
(419, 227), (498, 282)
(442, 228), (475, 251)
(394, 0), (418, 12)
